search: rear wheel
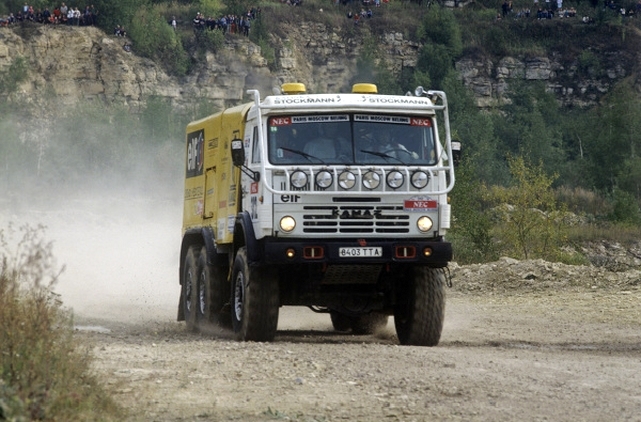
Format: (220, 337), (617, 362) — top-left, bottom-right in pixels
(195, 246), (230, 330)
(181, 246), (199, 332)
(394, 266), (446, 346)
(231, 247), (279, 341)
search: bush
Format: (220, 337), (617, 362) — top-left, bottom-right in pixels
(489, 156), (565, 260)
(0, 224), (123, 421)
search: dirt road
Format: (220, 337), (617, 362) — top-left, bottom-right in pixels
(76, 283), (641, 422)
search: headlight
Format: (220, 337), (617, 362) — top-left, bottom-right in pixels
(411, 171), (430, 189)
(315, 170), (333, 189)
(417, 216), (433, 232)
(338, 171), (356, 190)
(362, 171), (380, 190)
(290, 170), (308, 189)
(280, 216), (296, 232)
(386, 170), (404, 189)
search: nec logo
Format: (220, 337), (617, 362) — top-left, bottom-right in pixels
(271, 117), (292, 126)
(410, 118), (432, 127)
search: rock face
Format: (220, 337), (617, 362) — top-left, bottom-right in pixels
(0, 23), (637, 114)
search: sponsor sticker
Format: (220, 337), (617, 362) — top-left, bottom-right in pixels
(404, 197), (438, 211)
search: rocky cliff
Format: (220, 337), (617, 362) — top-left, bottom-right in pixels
(0, 22), (638, 114)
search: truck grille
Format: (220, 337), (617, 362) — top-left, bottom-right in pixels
(302, 205), (410, 234)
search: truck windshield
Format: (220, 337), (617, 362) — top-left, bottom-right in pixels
(268, 114), (436, 166)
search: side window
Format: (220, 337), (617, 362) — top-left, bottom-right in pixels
(251, 126), (261, 164)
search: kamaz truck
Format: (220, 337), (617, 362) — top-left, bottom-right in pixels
(179, 83), (457, 346)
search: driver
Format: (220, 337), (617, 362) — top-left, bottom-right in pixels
(373, 128), (419, 159)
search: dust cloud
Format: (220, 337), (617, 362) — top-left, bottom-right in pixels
(1, 191), (183, 327)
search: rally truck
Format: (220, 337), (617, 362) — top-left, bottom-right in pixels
(179, 83), (457, 346)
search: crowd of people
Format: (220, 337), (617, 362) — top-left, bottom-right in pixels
(191, 8), (260, 37)
(497, 0), (640, 20)
(0, 2), (97, 26)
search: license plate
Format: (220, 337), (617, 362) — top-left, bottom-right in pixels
(339, 247), (382, 258)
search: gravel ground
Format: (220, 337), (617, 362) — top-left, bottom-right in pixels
(76, 271), (641, 422)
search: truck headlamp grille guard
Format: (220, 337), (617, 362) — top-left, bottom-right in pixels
(264, 166), (453, 195)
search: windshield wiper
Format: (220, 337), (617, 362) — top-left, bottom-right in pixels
(280, 147), (326, 164)
(359, 149), (407, 165)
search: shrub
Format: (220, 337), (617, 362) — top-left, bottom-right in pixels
(0, 224), (123, 421)
(489, 156), (565, 260)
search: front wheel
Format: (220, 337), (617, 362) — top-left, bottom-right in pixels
(394, 267), (446, 346)
(231, 247), (279, 341)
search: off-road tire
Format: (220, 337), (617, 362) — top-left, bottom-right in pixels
(231, 247), (279, 342)
(181, 246), (199, 332)
(351, 313), (389, 335)
(196, 246), (230, 330)
(394, 266), (446, 346)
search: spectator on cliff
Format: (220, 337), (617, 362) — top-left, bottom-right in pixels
(114, 24), (127, 36)
(66, 7), (73, 24)
(23, 3), (29, 14)
(42, 8), (51, 24)
(73, 7), (81, 25)
(241, 16), (251, 36)
(83, 6), (92, 25)
(170, 15), (177, 30)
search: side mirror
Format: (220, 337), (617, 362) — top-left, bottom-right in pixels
(231, 138), (245, 167)
(451, 141), (462, 166)
(230, 137), (260, 182)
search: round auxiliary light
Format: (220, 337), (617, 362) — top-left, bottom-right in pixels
(290, 170), (308, 189)
(315, 170), (333, 189)
(417, 216), (433, 233)
(411, 171), (430, 189)
(362, 171), (381, 190)
(386, 171), (404, 190)
(338, 171), (356, 190)
(280, 216), (296, 232)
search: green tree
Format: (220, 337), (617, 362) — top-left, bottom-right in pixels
(490, 156), (563, 260)
(128, 5), (189, 75)
(414, 7), (462, 89)
(493, 82), (565, 174)
(577, 80), (641, 193)
(450, 164), (497, 264)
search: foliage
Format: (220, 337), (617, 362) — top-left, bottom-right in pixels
(488, 156), (564, 260)
(0, 224), (123, 421)
(414, 8), (462, 90)
(450, 164), (498, 264)
(491, 81), (565, 175)
(417, 7), (462, 59)
(0, 56), (28, 96)
(92, 0), (143, 33)
(609, 189), (641, 226)
(128, 5), (189, 75)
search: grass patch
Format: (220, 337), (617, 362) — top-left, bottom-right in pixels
(0, 224), (123, 421)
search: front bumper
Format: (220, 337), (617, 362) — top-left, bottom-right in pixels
(262, 237), (451, 267)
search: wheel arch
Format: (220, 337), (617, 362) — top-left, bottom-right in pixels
(233, 211), (261, 264)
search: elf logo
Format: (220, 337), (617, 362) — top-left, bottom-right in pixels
(186, 129), (204, 178)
